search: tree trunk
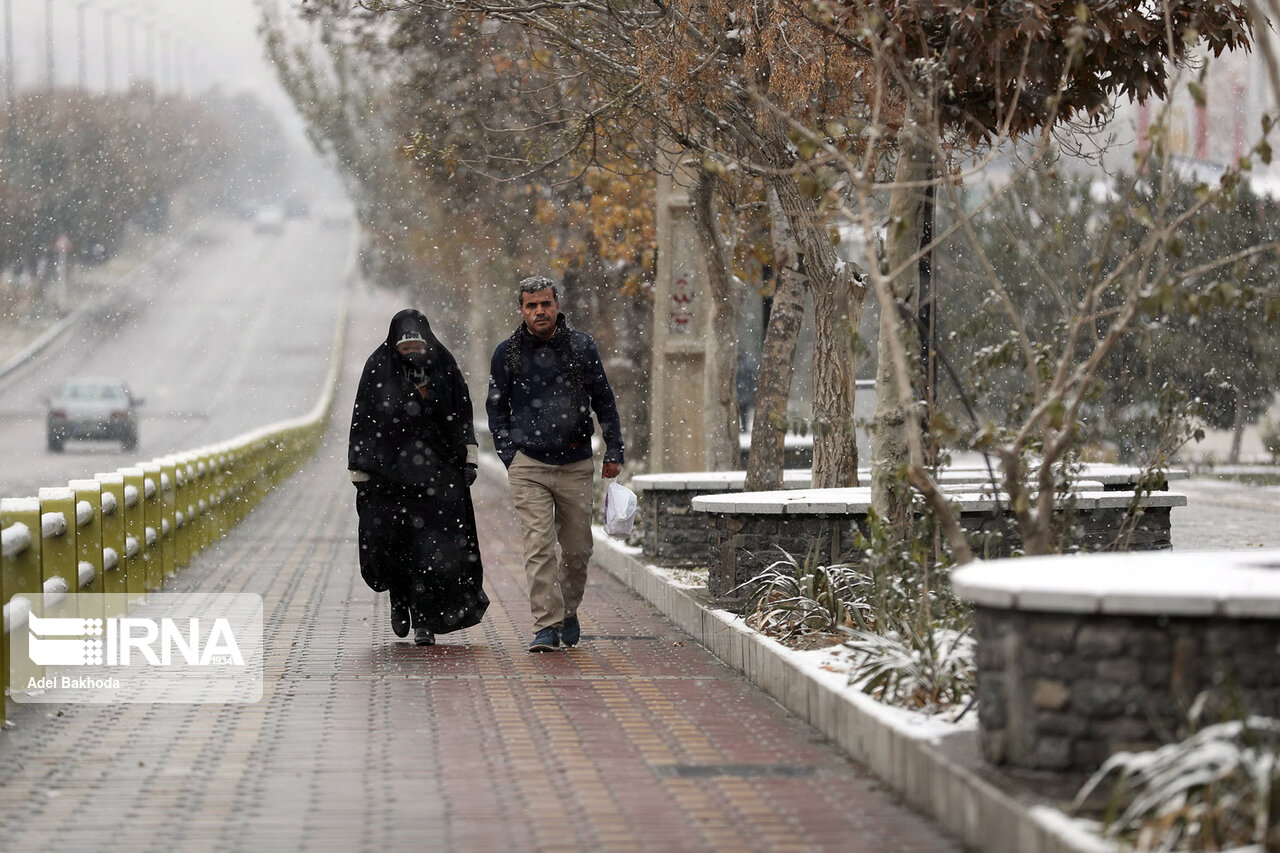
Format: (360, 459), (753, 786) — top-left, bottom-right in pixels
(1230, 384), (1245, 465)
(769, 172), (863, 489)
(745, 185), (807, 492)
(871, 125), (931, 531)
(691, 170), (743, 471)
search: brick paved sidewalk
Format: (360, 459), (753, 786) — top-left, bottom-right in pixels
(0, 303), (963, 853)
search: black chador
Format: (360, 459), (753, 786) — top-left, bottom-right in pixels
(348, 309), (488, 637)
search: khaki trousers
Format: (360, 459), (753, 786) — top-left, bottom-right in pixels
(507, 452), (596, 632)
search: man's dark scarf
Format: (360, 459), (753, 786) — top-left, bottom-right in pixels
(503, 316), (589, 430)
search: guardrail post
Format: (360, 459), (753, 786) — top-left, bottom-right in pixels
(138, 464), (163, 591)
(141, 462), (174, 584)
(184, 455), (203, 559)
(228, 447), (249, 527)
(118, 467), (149, 597)
(197, 453), (215, 549)
(200, 452), (219, 550)
(36, 489), (77, 624)
(187, 456), (207, 555)
(211, 451), (230, 541)
(220, 448), (242, 528)
(67, 479), (105, 621)
(68, 480), (103, 593)
(94, 473), (128, 596)
(2, 497), (42, 722)
(168, 456), (192, 571)
(239, 444), (261, 519)
(257, 441), (271, 499)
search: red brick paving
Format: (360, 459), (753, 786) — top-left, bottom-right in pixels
(0, 326), (964, 853)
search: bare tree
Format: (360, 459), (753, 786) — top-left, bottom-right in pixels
(340, 0), (887, 486)
(810, 0), (1259, 548)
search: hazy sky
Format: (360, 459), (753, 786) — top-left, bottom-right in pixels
(3, 0), (283, 106)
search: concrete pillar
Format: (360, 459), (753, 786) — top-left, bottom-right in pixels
(649, 147), (717, 473)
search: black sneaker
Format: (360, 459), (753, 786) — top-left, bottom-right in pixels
(391, 602), (410, 638)
(414, 627), (435, 646)
(528, 627), (560, 652)
(561, 614), (581, 648)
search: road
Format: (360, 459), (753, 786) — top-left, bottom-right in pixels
(0, 212), (355, 501)
(1172, 477), (1280, 550)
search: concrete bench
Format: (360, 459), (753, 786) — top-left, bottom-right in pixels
(952, 549), (1280, 778)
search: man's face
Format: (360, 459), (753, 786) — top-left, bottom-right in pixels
(520, 287), (560, 339)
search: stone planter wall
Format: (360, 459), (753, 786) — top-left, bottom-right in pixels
(973, 607), (1280, 775)
(695, 489), (1184, 600)
(962, 505), (1176, 557)
(639, 486), (744, 568)
(634, 471), (812, 568)
(635, 464), (1180, 575)
(705, 513), (868, 597)
(954, 551), (1280, 777)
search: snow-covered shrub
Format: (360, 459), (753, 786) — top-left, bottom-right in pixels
(1073, 704), (1280, 851)
(738, 508), (976, 712)
(737, 549), (874, 640)
(842, 624), (974, 712)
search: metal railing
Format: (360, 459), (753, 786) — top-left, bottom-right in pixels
(0, 293), (348, 724)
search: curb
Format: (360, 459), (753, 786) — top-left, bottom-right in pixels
(589, 533), (1115, 853)
(0, 315), (81, 382)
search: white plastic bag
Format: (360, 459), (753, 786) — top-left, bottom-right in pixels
(603, 480), (637, 538)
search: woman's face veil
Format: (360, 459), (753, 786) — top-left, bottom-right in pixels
(387, 310), (439, 375)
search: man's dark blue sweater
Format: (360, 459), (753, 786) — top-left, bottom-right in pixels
(486, 315), (625, 468)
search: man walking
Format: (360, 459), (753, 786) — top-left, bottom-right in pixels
(487, 276), (624, 652)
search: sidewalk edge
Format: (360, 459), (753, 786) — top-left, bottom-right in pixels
(590, 533), (1116, 853)
(0, 314), (81, 381)
(0, 222), (206, 383)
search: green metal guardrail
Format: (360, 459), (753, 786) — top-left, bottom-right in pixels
(0, 293), (349, 725)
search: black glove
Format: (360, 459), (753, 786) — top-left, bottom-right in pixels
(464, 464), (478, 487)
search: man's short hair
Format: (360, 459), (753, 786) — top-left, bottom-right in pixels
(517, 275), (559, 305)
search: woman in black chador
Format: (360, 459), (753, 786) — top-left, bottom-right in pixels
(349, 308), (488, 646)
